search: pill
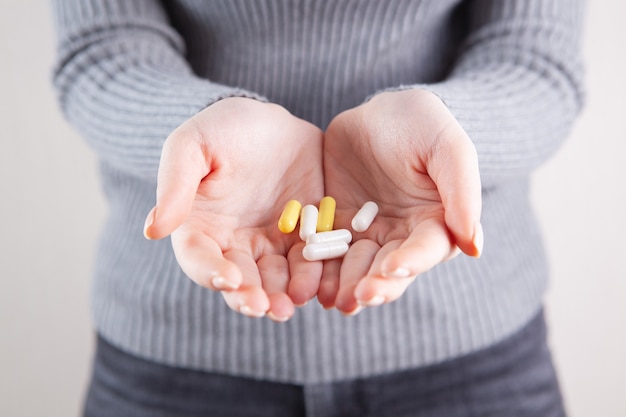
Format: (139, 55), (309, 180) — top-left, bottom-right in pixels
(299, 204), (319, 241)
(316, 196), (336, 232)
(351, 201), (379, 232)
(306, 229), (352, 245)
(278, 200), (302, 233)
(302, 240), (349, 261)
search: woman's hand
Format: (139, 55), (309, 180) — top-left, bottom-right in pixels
(144, 97), (325, 321)
(319, 89), (483, 314)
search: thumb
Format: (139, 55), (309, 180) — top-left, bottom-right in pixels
(427, 122), (483, 257)
(144, 124), (211, 240)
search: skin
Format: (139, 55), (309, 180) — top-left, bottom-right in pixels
(144, 89), (483, 321)
(144, 97), (325, 321)
(318, 89), (482, 314)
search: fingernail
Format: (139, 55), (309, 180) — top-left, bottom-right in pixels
(240, 305), (265, 318)
(344, 305), (363, 316)
(472, 222), (484, 258)
(143, 206), (157, 239)
(383, 267), (411, 279)
(211, 276), (238, 291)
(358, 295), (385, 307)
(267, 312), (290, 322)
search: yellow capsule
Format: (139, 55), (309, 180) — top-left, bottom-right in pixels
(278, 200), (302, 233)
(316, 196), (336, 232)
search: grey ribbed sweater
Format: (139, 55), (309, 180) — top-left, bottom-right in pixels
(51, 0), (584, 383)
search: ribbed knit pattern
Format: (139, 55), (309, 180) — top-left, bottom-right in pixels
(51, 0), (584, 383)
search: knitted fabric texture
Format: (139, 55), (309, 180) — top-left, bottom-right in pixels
(51, 0), (584, 383)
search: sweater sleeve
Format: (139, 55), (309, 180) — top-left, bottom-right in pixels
(420, 0), (586, 187)
(50, 0), (265, 181)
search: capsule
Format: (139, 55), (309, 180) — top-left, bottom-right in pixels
(299, 204), (319, 241)
(302, 240), (349, 261)
(306, 229), (352, 245)
(316, 196), (336, 232)
(351, 201), (379, 232)
(278, 200), (302, 233)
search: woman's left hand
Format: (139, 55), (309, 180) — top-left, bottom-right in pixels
(316, 89), (483, 314)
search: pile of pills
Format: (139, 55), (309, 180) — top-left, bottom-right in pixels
(278, 197), (379, 261)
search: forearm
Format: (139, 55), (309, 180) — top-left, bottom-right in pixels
(51, 0), (263, 180)
(421, 0), (586, 186)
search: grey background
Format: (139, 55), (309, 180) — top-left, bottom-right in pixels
(1, 2), (624, 416)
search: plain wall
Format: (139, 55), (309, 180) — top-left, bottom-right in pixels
(1, 2), (624, 416)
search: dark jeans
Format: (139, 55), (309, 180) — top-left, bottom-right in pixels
(83, 310), (566, 417)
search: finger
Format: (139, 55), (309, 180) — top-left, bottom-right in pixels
(427, 121), (483, 257)
(286, 242), (324, 306)
(258, 255), (295, 322)
(334, 239), (380, 315)
(317, 258), (342, 309)
(380, 217), (455, 279)
(354, 240), (416, 305)
(144, 123), (211, 240)
(171, 225), (242, 291)
(220, 249), (270, 317)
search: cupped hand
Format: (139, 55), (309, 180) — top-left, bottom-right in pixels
(143, 97), (325, 321)
(319, 89), (483, 314)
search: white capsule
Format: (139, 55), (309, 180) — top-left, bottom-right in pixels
(302, 240), (349, 261)
(299, 204), (319, 241)
(306, 229), (352, 245)
(351, 201), (379, 232)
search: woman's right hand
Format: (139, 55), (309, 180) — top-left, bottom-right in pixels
(143, 97), (325, 322)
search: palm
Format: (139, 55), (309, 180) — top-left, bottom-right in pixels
(321, 126), (447, 314)
(147, 91), (481, 319)
(325, 143), (445, 247)
(147, 98), (325, 320)
(185, 139), (324, 318)
(318, 89), (481, 314)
